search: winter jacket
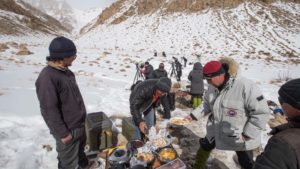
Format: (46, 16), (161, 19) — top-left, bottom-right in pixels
(36, 65), (86, 139)
(130, 79), (170, 126)
(175, 61), (182, 72)
(253, 116), (300, 169)
(144, 64), (154, 79)
(188, 62), (204, 95)
(191, 58), (270, 151)
(151, 69), (168, 79)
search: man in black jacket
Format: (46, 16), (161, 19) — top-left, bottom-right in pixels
(36, 37), (95, 169)
(174, 59), (182, 81)
(151, 63), (168, 79)
(141, 61), (153, 79)
(130, 77), (172, 140)
(253, 78), (300, 169)
(151, 63), (175, 112)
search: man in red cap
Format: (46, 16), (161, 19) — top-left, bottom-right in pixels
(186, 58), (270, 169)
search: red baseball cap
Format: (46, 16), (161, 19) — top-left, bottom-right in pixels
(203, 61), (225, 78)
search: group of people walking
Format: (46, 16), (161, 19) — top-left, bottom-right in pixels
(35, 36), (300, 169)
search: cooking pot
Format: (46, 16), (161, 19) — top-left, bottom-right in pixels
(127, 140), (144, 150)
(109, 148), (132, 164)
(158, 148), (177, 163)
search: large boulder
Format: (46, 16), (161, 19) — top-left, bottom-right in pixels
(16, 43), (33, 55)
(0, 43), (9, 52)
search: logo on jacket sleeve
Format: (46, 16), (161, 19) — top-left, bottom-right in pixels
(227, 109), (237, 117)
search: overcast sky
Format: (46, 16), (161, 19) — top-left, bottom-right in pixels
(65, 0), (117, 10)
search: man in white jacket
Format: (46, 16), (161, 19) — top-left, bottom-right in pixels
(186, 58), (270, 169)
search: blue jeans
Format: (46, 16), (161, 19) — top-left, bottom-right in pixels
(133, 108), (155, 140)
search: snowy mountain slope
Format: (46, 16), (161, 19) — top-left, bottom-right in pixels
(22, 0), (103, 34)
(0, 0), (69, 36)
(81, 0), (300, 33)
(80, 2), (300, 63)
(72, 7), (102, 35)
(21, 0), (75, 31)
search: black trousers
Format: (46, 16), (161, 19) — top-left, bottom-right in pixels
(200, 137), (254, 169)
(55, 127), (89, 169)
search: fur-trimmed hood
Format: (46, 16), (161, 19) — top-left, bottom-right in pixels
(219, 57), (239, 77)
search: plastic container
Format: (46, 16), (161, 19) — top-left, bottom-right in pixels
(86, 112), (113, 151)
(122, 117), (136, 141)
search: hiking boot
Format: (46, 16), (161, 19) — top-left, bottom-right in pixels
(193, 147), (212, 169)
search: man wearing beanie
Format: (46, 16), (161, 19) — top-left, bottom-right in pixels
(151, 63), (168, 79)
(186, 58), (270, 169)
(141, 61), (154, 79)
(130, 77), (172, 140)
(36, 37), (96, 169)
(188, 62), (204, 109)
(254, 78), (300, 169)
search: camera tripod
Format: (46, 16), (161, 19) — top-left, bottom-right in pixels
(132, 63), (144, 86)
(169, 62), (178, 79)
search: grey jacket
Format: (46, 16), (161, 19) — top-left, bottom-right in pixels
(188, 62), (204, 95)
(144, 64), (154, 79)
(192, 75), (270, 151)
(36, 65), (86, 139)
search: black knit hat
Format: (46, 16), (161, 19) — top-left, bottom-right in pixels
(278, 78), (300, 110)
(48, 36), (77, 59)
(156, 77), (172, 92)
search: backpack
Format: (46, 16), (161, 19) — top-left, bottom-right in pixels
(130, 80), (142, 91)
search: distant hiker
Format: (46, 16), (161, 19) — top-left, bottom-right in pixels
(162, 51), (166, 57)
(174, 58), (182, 81)
(154, 50), (157, 57)
(253, 78), (300, 169)
(130, 77), (172, 140)
(183, 56), (187, 67)
(188, 62), (204, 109)
(185, 58), (270, 169)
(141, 61), (153, 79)
(151, 63), (168, 79)
(35, 37), (97, 169)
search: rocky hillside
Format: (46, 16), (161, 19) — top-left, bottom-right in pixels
(81, 0), (300, 33)
(22, 0), (75, 31)
(78, 1), (300, 65)
(0, 0), (69, 36)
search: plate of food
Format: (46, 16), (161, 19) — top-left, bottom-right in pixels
(152, 138), (170, 148)
(136, 152), (154, 164)
(170, 117), (190, 126)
